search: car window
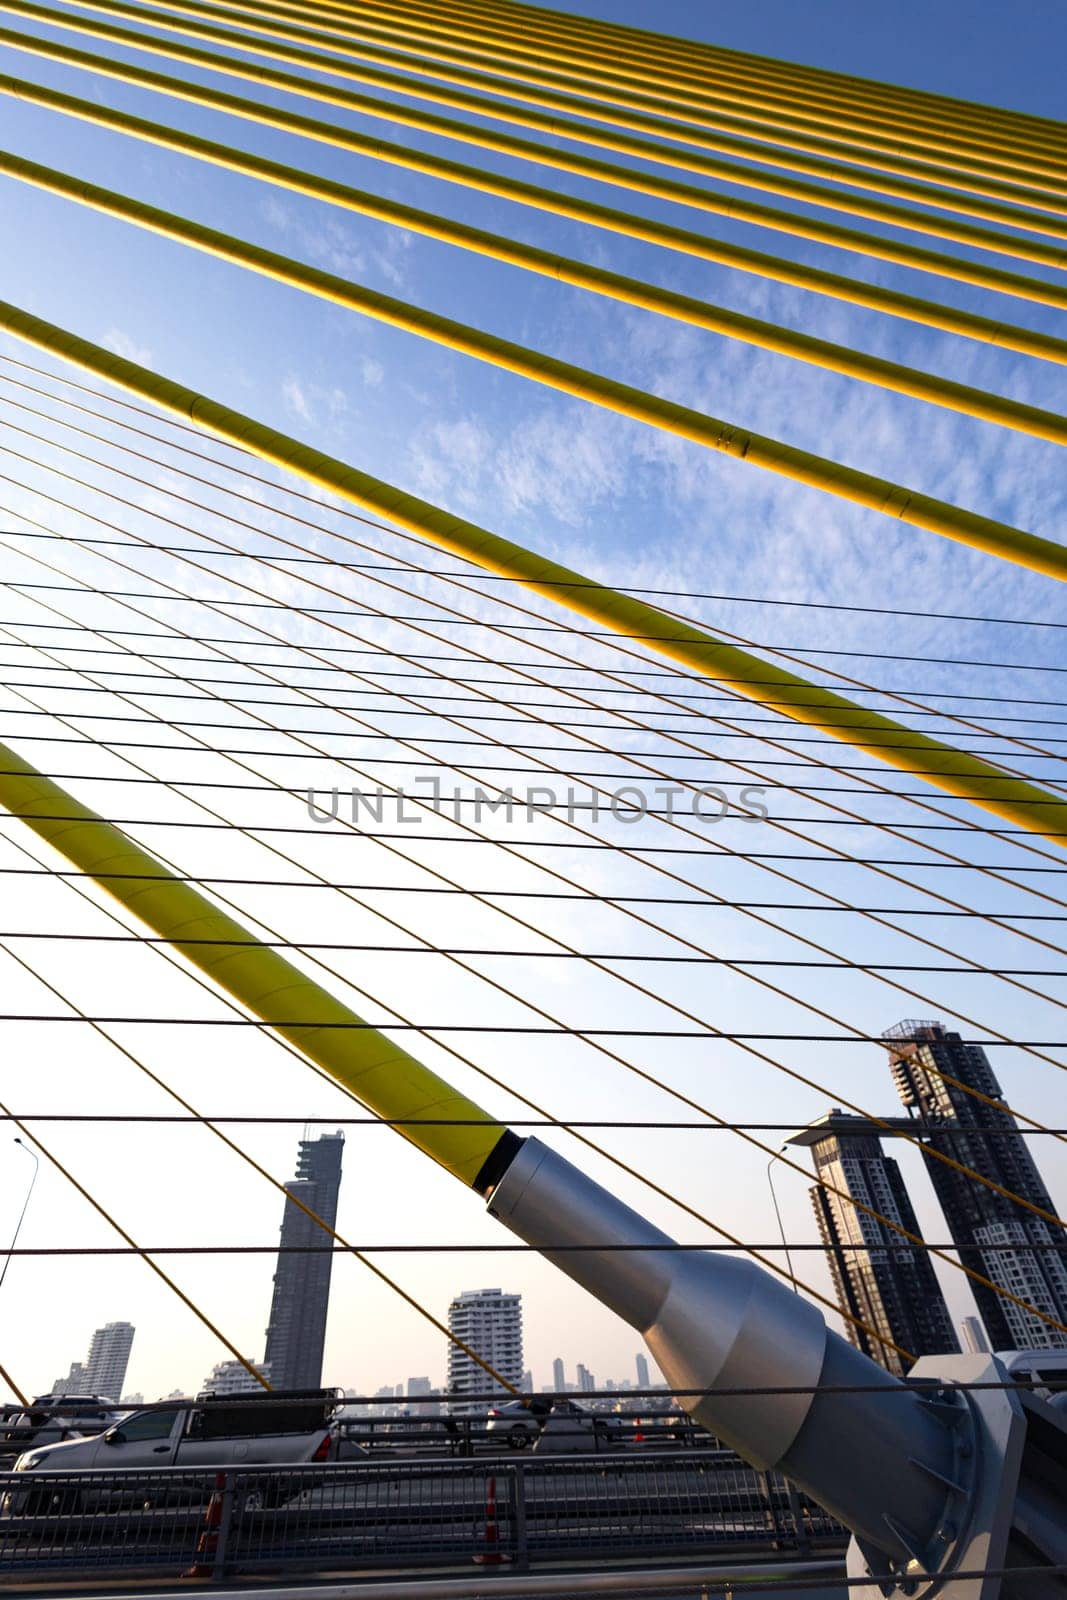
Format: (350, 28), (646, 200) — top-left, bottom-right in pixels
(116, 1409), (180, 1442)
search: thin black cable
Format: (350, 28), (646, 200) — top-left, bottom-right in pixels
(2, 579), (1063, 673)
(7, 658), (1067, 730)
(7, 722), (1067, 794)
(2, 523), (1066, 629)
(3, 697), (1062, 759)
(3, 804), (1062, 836)
(1, 1113), (1062, 1133)
(2, 1241), (1066, 1254)
(0, 1018), (1062, 1040)
(3, 631), (1067, 710)
(0, 615), (1062, 703)
(1, 760), (1063, 809)
(2, 930), (1065, 972)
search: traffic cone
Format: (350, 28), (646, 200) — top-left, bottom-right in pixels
(183, 1472), (227, 1579)
(472, 1474), (512, 1565)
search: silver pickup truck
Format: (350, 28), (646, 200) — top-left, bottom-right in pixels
(5, 1389), (341, 1512)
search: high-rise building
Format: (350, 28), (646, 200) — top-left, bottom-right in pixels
(635, 1353), (650, 1388)
(202, 1359), (271, 1395)
(884, 1021), (1067, 1351)
(576, 1363), (595, 1393)
(51, 1361), (88, 1396)
(85, 1323), (135, 1399)
(552, 1357), (565, 1393)
(788, 1112), (958, 1378)
(446, 1289), (523, 1412)
(264, 1132), (344, 1390)
(407, 1377), (432, 1397)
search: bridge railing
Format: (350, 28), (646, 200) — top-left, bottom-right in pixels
(0, 1451), (846, 1585)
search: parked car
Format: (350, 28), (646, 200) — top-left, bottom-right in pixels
(485, 1397), (621, 1451)
(4, 1389), (342, 1514)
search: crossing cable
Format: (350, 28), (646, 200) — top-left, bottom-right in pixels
(0, 902), (519, 1396)
(3, 108), (1064, 452)
(21, 0), (1067, 272)
(6, 382), (1067, 806)
(1, 312), (1064, 849)
(8, 460), (1067, 989)
(6, 356), (1067, 843)
(286, 0), (1067, 165)
(4, 44), (1065, 371)
(7, 158), (1066, 590)
(6, 407), (1067, 915)
(9, 450), (1067, 1003)
(5, 9), (1067, 323)
(3, 356), (1066, 650)
(7, 536), (1067, 1249)
(41, 0), (1067, 234)
(0, 768), (916, 1362)
(0, 1091), (271, 1388)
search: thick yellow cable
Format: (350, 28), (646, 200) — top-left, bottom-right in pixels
(6, 152), (1067, 582)
(0, 1362), (28, 1407)
(13, 0), (1067, 276)
(196, 0), (1067, 217)
(61, 0), (1067, 229)
(1, 299), (1064, 849)
(4, 89), (1063, 447)
(377, 0), (1067, 159)
(0, 746), (505, 1185)
(3, 53), (1064, 369)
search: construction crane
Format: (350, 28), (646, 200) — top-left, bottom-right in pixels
(1, 741), (1064, 1597)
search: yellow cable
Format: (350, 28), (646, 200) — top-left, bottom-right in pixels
(196, 0), (1067, 210)
(3, 84), (1063, 447)
(0, 299), (1063, 852)
(0, 1362), (28, 1407)
(5, 0), (1067, 304)
(3, 44), (1065, 368)
(6, 152), (1066, 590)
(50, 0), (1067, 230)
(0, 741), (505, 1185)
(372, 0), (1067, 160)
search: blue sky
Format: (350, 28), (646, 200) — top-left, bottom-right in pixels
(0, 0), (1064, 1401)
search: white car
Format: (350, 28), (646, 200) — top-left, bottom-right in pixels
(5, 1389), (340, 1514)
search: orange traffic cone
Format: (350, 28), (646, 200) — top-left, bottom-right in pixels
(183, 1472), (227, 1579)
(472, 1474), (512, 1565)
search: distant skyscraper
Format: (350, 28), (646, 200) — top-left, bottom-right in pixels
(552, 1357), (565, 1393)
(407, 1377), (432, 1397)
(446, 1289), (523, 1412)
(961, 1316), (990, 1354)
(522, 1369), (533, 1393)
(635, 1353), (650, 1388)
(884, 1021), (1067, 1351)
(576, 1363), (595, 1393)
(81, 1322), (135, 1399)
(202, 1359), (271, 1395)
(264, 1132), (345, 1389)
(789, 1112), (958, 1378)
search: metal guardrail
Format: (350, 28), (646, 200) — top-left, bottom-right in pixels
(0, 1452), (846, 1584)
